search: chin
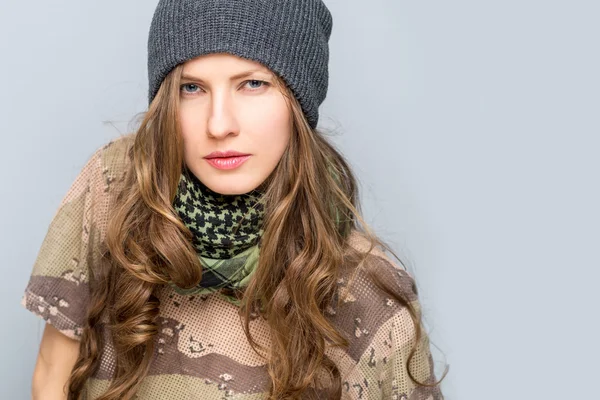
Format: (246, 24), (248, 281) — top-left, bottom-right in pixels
(204, 178), (262, 196)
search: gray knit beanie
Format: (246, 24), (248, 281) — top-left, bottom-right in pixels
(147, 0), (333, 129)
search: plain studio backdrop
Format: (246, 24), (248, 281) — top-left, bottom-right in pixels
(1, 0), (598, 399)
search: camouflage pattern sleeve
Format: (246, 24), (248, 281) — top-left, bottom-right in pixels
(21, 147), (104, 340)
(331, 235), (444, 399)
(377, 306), (443, 400)
(338, 303), (443, 400)
(370, 259), (444, 400)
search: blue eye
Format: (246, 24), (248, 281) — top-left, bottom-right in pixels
(179, 81), (269, 96)
(180, 83), (200, 94)
(244, 80), (269, 90)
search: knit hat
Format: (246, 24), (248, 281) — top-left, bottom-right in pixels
(147, 0), (333, 129)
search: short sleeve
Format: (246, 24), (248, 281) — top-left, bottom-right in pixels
(339, 302), (443, 400)
(21, 148), (103, 340)
(376, 307), (443, 399)
(371, 257), (443, 399)
(336, 232), (444, 399)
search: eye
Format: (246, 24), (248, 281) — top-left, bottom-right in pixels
(243, 80), (269, 91)
(180, 83), (201, 94)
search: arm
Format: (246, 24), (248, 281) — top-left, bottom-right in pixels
(32, 323), (80, 400)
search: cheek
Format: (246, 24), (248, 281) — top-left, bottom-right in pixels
(244, 100), (291, 151)
(178, 105), (207, 164)
(179, 104), (205, 137)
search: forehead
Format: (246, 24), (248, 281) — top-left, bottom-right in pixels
(181, 53), (272, 76)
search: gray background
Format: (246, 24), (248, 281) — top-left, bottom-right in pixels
(1, 0), (598, 399)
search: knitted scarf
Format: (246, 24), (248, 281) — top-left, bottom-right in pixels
(170, 167), (265, 305)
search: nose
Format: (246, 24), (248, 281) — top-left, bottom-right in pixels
(206, 91), (240, 139)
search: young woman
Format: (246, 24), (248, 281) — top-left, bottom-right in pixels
(23, 0), (446, 399)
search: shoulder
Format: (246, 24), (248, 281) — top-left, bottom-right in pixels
(98, 132), (136, 173)
(61, 133), (135, 198)
(88, 133), (135, 188)
(341, 230), (420, 309)
(325, 229), (421, 354)
(68, 133), (136, 211)
(52, 133), (136, 256)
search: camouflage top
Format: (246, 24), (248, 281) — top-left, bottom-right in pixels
(21, 134), (442, 399)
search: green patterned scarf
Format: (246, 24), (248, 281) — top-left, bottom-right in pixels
(170, 167), (265, 305)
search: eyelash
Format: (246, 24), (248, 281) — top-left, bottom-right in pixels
(180, 80), (270, 95)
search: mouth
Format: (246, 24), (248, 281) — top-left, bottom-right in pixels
(204, 150), (251, 159)
(204, 154), (251, 170)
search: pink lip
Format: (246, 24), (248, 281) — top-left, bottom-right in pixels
(204, 150), (250, 159)
(205, 155), (251, 170)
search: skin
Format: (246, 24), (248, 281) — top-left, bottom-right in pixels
(32, 53), (292, 397)
(178, 53), (292, 195)
(32, 324), (79, 400)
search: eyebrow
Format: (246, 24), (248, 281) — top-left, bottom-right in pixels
(181, 69), (269, 82)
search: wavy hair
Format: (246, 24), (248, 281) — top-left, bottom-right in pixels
(66, 63), (446, 399)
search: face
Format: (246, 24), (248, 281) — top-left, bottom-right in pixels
(178, 53), (292, 195)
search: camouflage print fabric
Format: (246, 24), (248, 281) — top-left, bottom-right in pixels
(21, 134), (444, 399)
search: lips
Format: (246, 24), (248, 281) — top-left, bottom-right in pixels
(204, 150), (250, 159)
(204, 154), (251, 170)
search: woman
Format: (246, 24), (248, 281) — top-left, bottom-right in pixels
(23, 0), (446, 399)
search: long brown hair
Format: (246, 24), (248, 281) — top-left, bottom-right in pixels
(67, 63), (446, 399)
